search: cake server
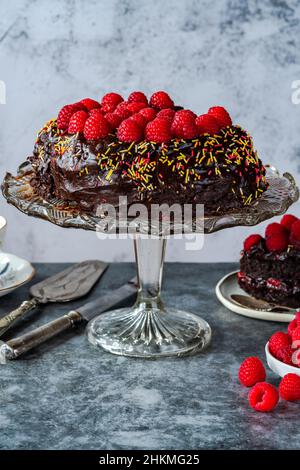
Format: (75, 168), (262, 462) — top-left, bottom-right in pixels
(0, 260), (108, 338)
(230, 294), (296, 313)
(0, 278), (137, 362)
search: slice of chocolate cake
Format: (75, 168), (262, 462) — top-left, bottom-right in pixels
(28, 90), (269, 215)
(239, 214), (300, 307)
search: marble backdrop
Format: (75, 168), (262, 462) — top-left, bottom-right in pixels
(0, 0), (299, 262)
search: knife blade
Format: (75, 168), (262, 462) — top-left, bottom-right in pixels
(0, 277), (137, 362)
(0, 260), (108, 338)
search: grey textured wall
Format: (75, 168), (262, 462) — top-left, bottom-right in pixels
(0, 0), (299, 262)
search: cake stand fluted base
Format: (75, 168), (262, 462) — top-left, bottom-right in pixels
(87, 235), (211, 358)
(87, 306), (211, 358)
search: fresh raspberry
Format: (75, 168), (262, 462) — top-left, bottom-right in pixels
(156, 108), (176, 122)
(114, 101), (132, 120)
(68, 110), (88, 134)
(117, 119), (143, 143)
(279, 374), (300, 401)
(195, 114), (221, 135)
(266, 278), (281, 289)
(129, 113), (147, 129)
(101, 93), (124, 113)
(127, 91), (148, 105)
(269, 331), (291, 358)
(243, 234), (262, 252)
(139, 107), (157, 122)
(291, 348), (300, 367)
(171, 110), (199, 139)
(281, 214), (298, 231)
(80, 98), (101, 111)
(126, 102), (146, 113)
(149, 91), (174, 110)
(265, 232), (288, 252)
(291, 326), (300, 346)
(145, 118), (172, 143)
(238, 357), (266, 387)
(83, 114), (111, 140)
(248, 382), (279, 412)
(104, 112), (123, 130)
(289, 220), (300, 249)
(89, 108), (104, 116)
(208, 106), (232, 128)
(265, 222), (288, 238)
(288, 317), (300, 337)
(57, 103), (85, 130)
(276, 345), (294, 365)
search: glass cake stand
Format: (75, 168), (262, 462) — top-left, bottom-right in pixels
(2, 162), (299, 357)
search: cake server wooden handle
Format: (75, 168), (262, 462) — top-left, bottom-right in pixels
(0, 310), (82, 361)
(0, 298), (40, 338)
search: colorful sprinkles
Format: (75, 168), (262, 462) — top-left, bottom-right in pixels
(33, 120), (268, 209)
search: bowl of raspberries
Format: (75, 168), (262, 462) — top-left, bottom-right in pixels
(266, 312), (300, 377)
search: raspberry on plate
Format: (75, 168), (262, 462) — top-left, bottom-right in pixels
(117, 119), (143, 143)
(83, 114), (111, 140)
(127, 91), (148, 105)
(243, 234), (262, 252)
(279, 373), (300, 401)
(150, 91), (174, 110)
(280, 214), (298, 231)
(80, 98), (101, 111)
(101, 92), (124, 113)
(248, 382), (279, 412)
(269, 331), (291, 358)
(145, 118), (172, 143)
(195, 114), (221, 135)
(68, 110), (88, 134)
(138, 107), (157, 122)
(265, 232), (288, 252)
(265, 222), (288, 238)
(208, 106), (232, 128)
(288, 313), (300, 337)
(289, 220), (300, 249)
(238, 356), (266, 387)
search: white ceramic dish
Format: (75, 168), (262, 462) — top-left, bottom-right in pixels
(216, 271), (295, 323)
(0, 252), (35, 297)
(265, 342), (300, 378)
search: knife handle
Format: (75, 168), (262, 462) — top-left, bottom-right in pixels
(0, 298), (40, 338)
(0, 310), (82, 361)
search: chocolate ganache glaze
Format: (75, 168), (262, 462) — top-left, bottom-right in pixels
(29, 119), (268, 215)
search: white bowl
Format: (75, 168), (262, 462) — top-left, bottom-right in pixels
(265, 342), (300, 378)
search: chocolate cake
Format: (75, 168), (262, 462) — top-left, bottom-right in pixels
(28, 91), (268, 215)
(239, 215), (300, 308)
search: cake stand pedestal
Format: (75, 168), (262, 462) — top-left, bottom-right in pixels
(2, 163), (299, 358)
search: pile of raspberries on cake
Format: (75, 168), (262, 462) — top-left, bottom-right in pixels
(238, 313), (300, 412)
(56, 91), (232, 143)
(243, 214), (300, 253)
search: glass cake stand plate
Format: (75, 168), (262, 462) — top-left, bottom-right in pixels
(2, 163), (299, 358)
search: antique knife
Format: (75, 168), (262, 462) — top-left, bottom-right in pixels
(0, 260), (108, 338)
(0, 278), (137, 362)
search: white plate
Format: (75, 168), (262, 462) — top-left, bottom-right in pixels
(216, 271), (295, 323)
(0, 252), (35, 297)
(265, 342), (300, 378)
